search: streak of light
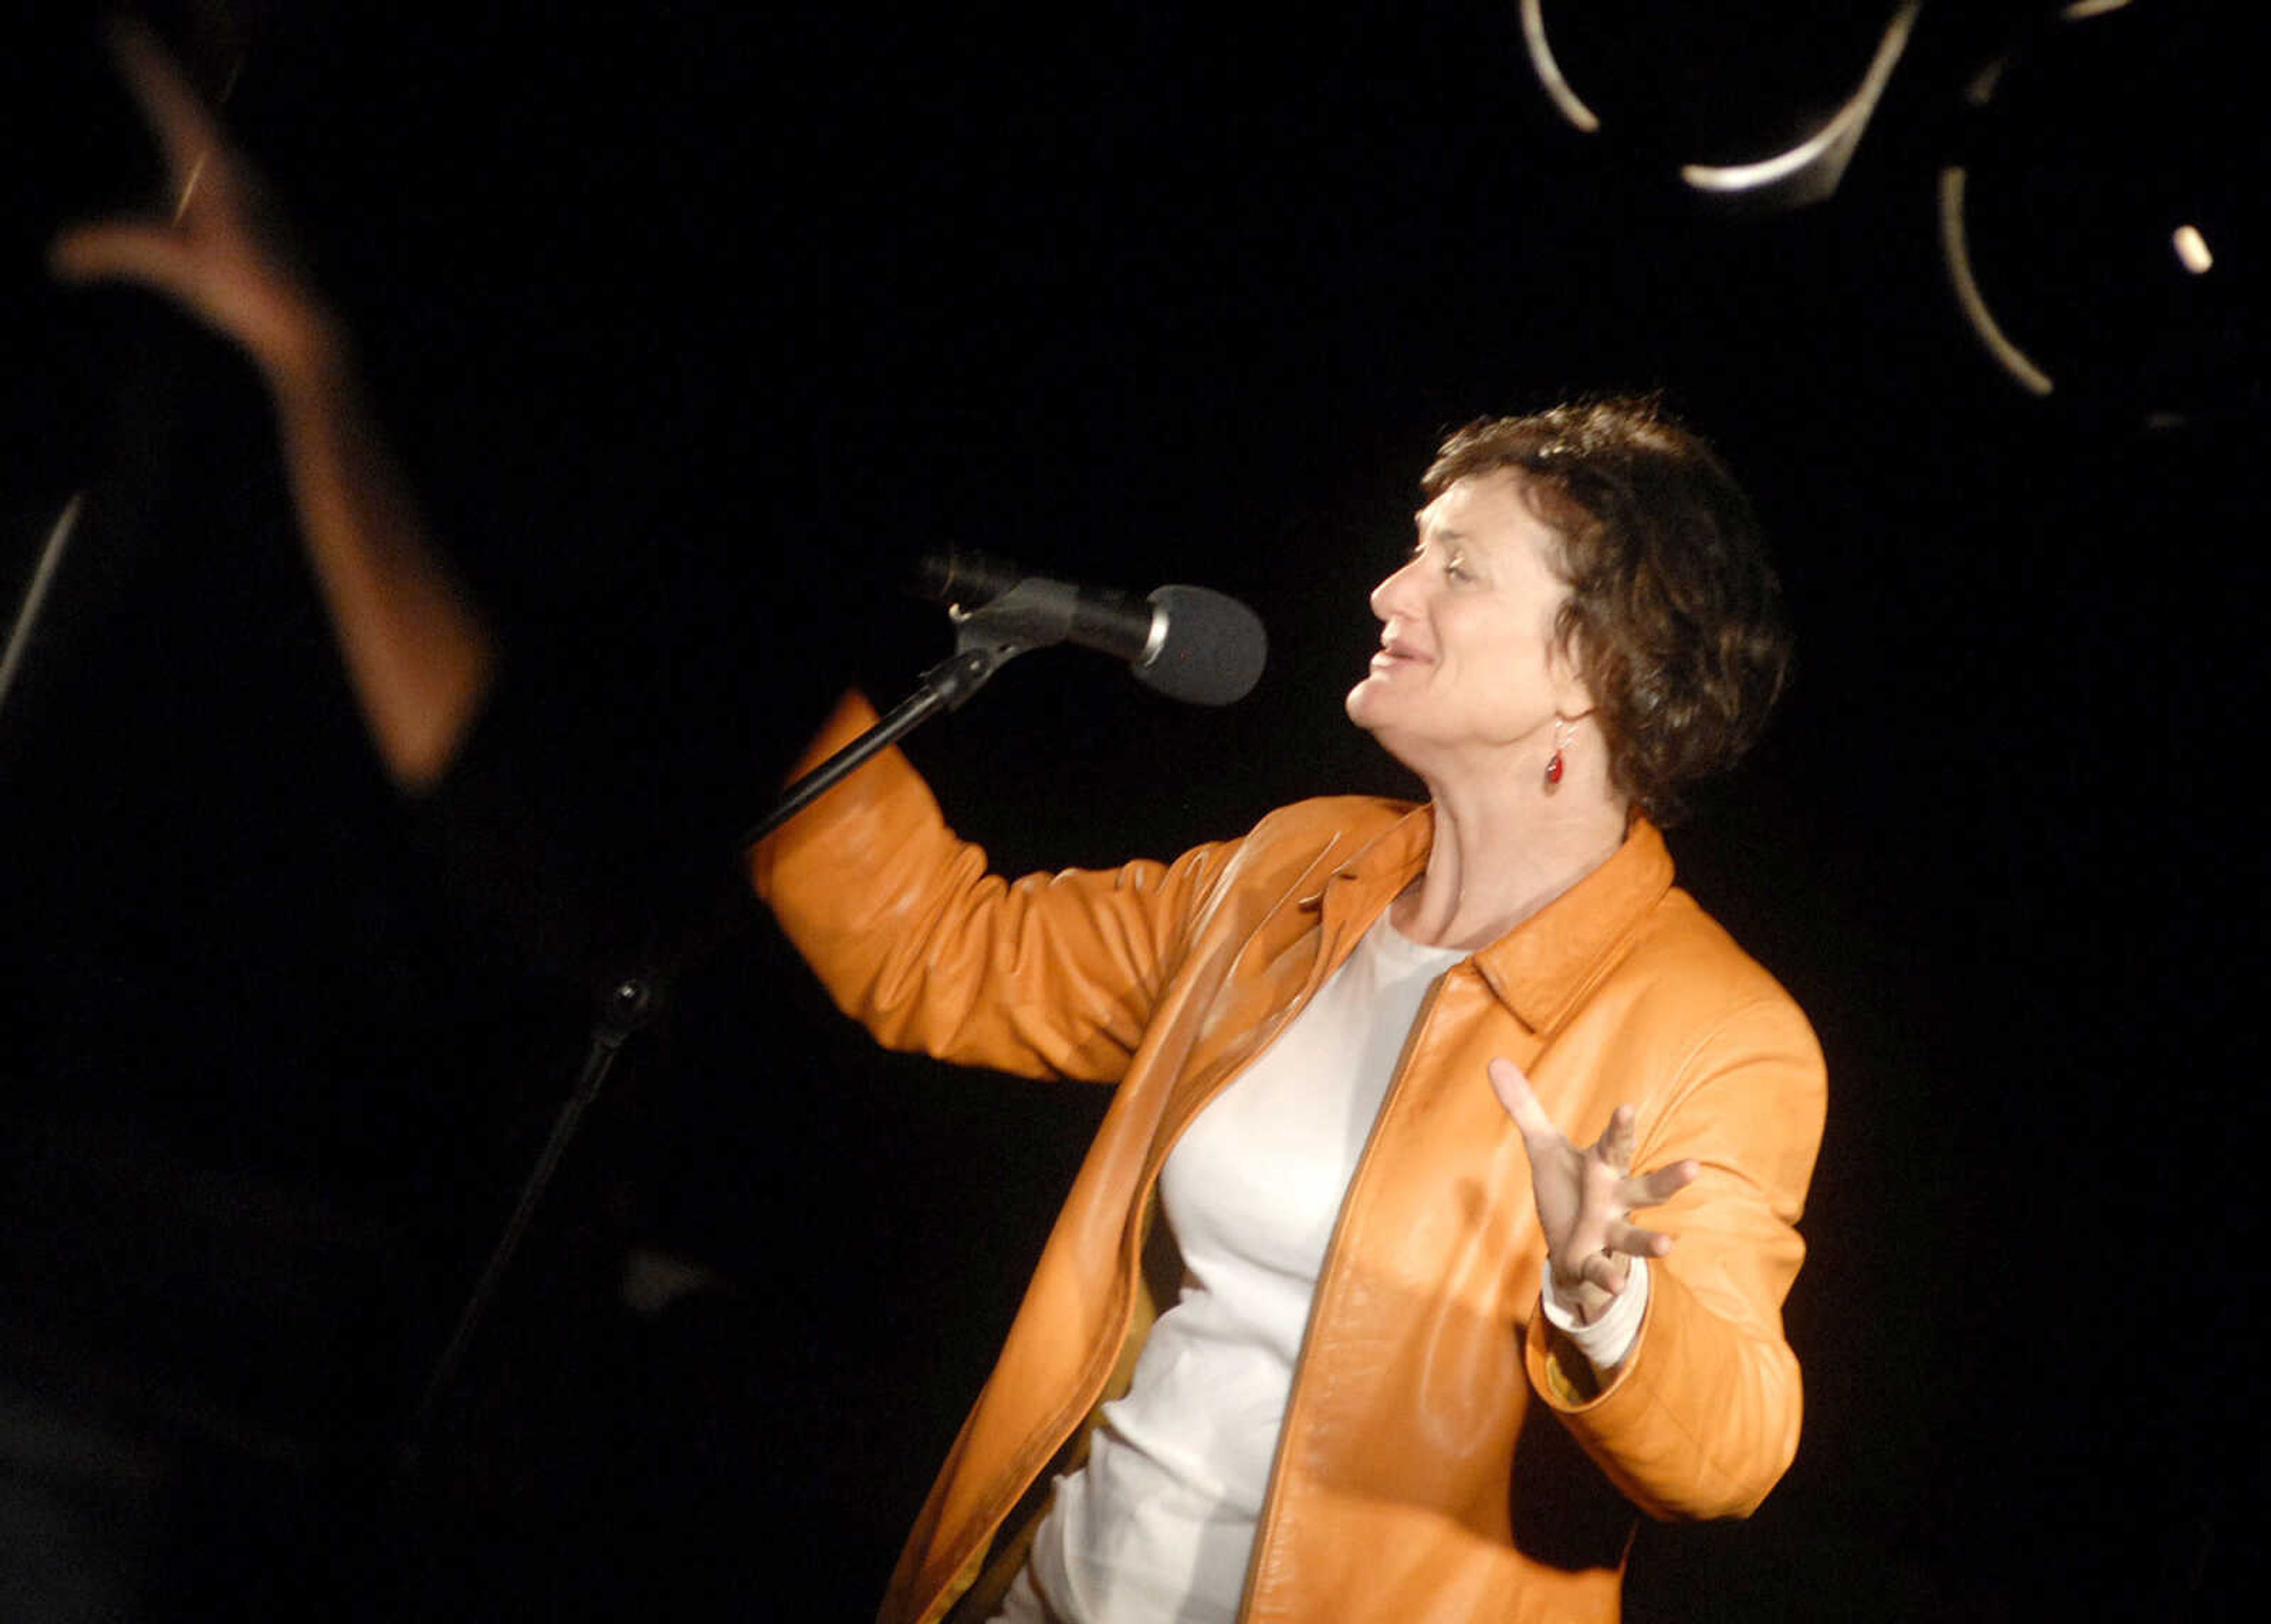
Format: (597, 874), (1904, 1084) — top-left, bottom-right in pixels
(1681, 1), (1923, 198)
(0, 494), (84, 721)
(1519, 0), (1601, 134)
(173, 150), (210, 223)
(1964, 56), (2009, 109)
(1937, 167), (2055, 396)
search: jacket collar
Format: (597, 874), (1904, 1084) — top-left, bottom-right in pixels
(1310, 805), (1675, 1036)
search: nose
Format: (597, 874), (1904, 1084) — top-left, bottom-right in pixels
(1370, 553), (1424, 622)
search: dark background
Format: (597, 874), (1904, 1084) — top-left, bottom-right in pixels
(2, 3), (2260, 1618)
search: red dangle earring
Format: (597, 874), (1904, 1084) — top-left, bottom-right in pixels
(1544, 717), (1573, 787)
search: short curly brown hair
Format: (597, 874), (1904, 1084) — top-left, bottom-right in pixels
(1422, 397), (1792, 824)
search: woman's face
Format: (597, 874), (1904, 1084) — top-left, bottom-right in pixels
(1345, 469), (1589, 778)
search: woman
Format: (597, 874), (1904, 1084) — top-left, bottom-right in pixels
(753, 400), (1824, 1621)
(58, 31), (1823, 1620)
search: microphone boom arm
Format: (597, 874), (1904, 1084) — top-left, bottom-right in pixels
(735, 581), (1076, 852)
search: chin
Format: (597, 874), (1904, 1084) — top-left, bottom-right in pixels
(1348, 687), (1418, 756)
(1345, 671), (1401, 724)
(1347, 697), (1415, 762)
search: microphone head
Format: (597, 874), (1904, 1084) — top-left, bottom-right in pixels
(1134, 585), (1268, 706)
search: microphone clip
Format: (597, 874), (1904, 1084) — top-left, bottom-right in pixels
(949, 577), (1083, 662)
(915, 577), (1083, 713)
(916, 571), (1146, 716)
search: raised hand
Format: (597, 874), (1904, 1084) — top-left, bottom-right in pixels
(1488, 1055), (1699, 1325)
(50, 22), (338, 384)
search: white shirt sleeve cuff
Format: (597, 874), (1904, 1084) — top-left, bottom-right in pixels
(1539, 1255), (1648, 1372)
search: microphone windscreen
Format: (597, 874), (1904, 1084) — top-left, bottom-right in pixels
(1135, 585), (1267, 706)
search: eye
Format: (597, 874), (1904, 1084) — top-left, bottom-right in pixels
(1408, 537), (1475, 584)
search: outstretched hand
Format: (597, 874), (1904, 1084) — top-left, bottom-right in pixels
(1488, 1056), (1699, 1324)
(50, 22), (337, 382)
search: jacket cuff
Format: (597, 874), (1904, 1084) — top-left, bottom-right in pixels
(746, 688), (907, 897)
(1522, 1259), (1794, 1518)
(1537, 1255), (1648, 1375)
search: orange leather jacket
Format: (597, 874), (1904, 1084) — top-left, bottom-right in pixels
(751, 695), (1825, 1623)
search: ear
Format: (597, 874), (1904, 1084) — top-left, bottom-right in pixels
(1545, 616), (1597, 720)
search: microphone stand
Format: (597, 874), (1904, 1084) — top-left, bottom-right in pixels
(397, 583), (1076, 1478)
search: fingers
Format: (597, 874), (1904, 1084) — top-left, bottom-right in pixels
(1605, 1218), (1676, 1261)
(1625, 1157), (1701, 1211)
(50, 22), (232, 293)
(1595, 1101), (1636, 1167)
(1568, 1249), (1629, 1295)
(1490, 1062), (1643, 1164)
(48, 221), (196, 294)
(1486, 1056), (1562, 1148)
(1487, 1060), (1698, 1193)
(109, 20), (228, 190)
(1559, 1225), (1672, 1303)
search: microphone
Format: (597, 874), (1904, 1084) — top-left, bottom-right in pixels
(911, 549), (1267, 706)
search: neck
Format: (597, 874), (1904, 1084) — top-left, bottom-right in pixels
(1391, 754), (1632, 952)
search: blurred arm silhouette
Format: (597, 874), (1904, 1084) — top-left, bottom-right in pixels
(50, 21), (494, 792)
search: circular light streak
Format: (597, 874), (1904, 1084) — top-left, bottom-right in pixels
(1516, 2), (1923, 208)
(1940, 5), (2256, 420)
(1938, 166), (2055, 396)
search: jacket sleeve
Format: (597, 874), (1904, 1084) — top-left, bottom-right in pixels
(1524, 991), (1826, 1520)
(746, 691), (1234, 1083)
